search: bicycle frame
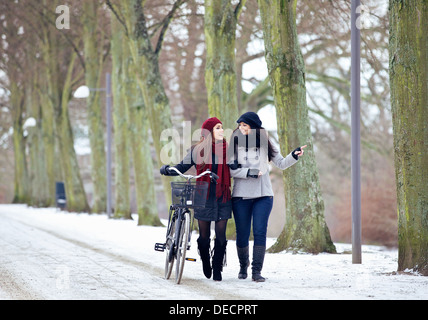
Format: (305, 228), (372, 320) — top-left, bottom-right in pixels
(155, 167), (218, 283)
(166, 205), (190, 261)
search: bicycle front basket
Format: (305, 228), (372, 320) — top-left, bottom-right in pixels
(171, 181), (209, 208)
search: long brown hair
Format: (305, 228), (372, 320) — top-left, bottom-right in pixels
(191, 131), (226, 168)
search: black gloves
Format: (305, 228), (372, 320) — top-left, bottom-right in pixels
(292, 147), (301, 160)
(227, 160), (241, 170)
(247, 168), (260, 178)
(160, 165), (170, 176)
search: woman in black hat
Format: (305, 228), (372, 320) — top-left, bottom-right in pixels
(228, 112), (306, 282)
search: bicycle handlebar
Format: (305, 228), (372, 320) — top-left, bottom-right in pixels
(167, 167), (219, 182)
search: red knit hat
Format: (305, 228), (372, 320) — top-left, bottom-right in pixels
(201, 117), (222, 137)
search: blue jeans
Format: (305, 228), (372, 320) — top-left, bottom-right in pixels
(232, 196), (273, 248)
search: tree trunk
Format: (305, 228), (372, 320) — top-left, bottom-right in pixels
(38, 85), (57, 207)
(26, 77), (50, 207)
(116, 0), (185, 210)
(82, 0), (107, 213)
(39, 18), (58, 207)
(2, 2), (30, 204)
(10, 82), (29, 204)
(121, 35), (160, 225)
(204, 0), (243, 131)
(111, 17), (131, 219)
(39, 0), (88, 212)
(204, 0), (246, 239)
(389, 0), (428, 275)
(126, 68), (161, 226)
(56, 53), (90, 213)
(258, 0), (335, 253)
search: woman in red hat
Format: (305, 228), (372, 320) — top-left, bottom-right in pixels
(160, 117), (231, 281)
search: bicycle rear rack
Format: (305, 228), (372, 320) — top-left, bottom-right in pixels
(154, 243), (166, 252)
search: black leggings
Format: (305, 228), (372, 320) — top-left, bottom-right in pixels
(198, 219), (228, 246)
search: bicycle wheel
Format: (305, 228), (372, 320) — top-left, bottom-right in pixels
(175, 211), (190, 284)
(164, 214), (176, 279)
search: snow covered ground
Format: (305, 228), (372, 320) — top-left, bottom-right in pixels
(0, 204), (427, 300)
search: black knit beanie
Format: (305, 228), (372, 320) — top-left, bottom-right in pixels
(236, 111), (262, 129)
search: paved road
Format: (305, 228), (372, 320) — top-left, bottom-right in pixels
(0, 208), (243, 300)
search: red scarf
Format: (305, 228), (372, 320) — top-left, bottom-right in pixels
(196, 140), (231, 202)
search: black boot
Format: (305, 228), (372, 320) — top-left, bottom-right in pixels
(252, 245), (266, 282)
(237, 246), (249, 279)
(197, 237), (212, 279)
(212, 239), (227, 281)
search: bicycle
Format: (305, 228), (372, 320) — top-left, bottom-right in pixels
(155, 167), (218, 284)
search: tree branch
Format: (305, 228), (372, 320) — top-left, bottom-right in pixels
(105, 0), (129, 37)
(154, 0), (188, 56)
(234, 0), (247, 19)
(26, 1), (86, 71)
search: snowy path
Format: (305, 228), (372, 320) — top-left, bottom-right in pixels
(0, 205), (244, 300)
(0, 204), (427, 300)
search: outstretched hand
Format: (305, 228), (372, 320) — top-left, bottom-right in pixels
(294, 145), (307, 157)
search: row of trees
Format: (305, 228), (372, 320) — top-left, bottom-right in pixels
(0, 0), (426, 273)
(0, 0), (335, 253)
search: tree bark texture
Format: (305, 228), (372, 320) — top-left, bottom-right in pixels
(389, 0), (428, 275)
(11, 82), (29, 204)
(26, 77), (50, 207)
(204, 0), (241, 131)
(39, 17), (58, 207)
(258, 0), (335, 253)
(39, 1), (89, 212)
(111, 18), (131, 219)
(126, 65), (161, 226)
(82, 1), (107, 213)
(56, 53), (90, 213)
(118, 0), (181, 208)
(204, 0), (246, 239)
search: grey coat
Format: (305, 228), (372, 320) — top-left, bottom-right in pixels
(230, 145), (298, 198)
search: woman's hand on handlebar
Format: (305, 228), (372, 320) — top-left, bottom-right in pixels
(160, 165), (170, 176)
(210, 172), (219, 184)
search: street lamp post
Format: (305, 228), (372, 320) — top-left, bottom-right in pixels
(105, 73), (112, 219)
(73, 72), (113, 219)
(351, 0), (362, 264)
